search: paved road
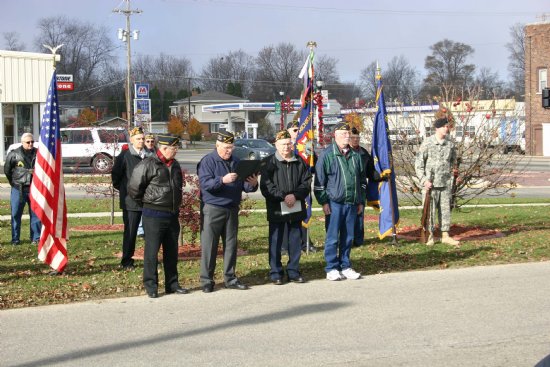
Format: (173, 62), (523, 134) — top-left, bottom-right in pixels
(2, 261), (550, 366)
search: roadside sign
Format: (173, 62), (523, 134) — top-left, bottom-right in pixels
(274, 101), (281, 114)
(135, 83), (149, 98)
(134, 99), (151, 114)
(56, 74), (74, 91)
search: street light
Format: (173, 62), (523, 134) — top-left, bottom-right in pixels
(114, 0), (142, 128)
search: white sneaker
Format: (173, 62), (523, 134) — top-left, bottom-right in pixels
(326, 269), (342, 281)
(341, 268), (361, 280)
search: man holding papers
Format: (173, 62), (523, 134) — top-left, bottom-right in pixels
(260, 130), (312, 285)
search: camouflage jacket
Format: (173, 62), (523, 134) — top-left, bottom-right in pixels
(415, 135), (456, 188)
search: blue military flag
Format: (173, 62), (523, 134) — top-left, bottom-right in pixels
(367, 75), (400, 239)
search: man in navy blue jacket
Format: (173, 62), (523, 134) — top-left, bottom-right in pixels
(197, 131), (258, 293)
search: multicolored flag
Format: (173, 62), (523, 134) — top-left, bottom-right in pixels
(295, 49), (315, 226)
(30, 70), (68, 273)
(367, 74), (400, 239)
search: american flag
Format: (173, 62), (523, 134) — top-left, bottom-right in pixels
(30, 71), (68, 273)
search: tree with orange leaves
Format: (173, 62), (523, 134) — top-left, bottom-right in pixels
(345, 112), (363, 132)
(188, 117), (203, 143)
(167, 114), (185, 137)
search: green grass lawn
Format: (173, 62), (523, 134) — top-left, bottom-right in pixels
(1, 202), (549, 309)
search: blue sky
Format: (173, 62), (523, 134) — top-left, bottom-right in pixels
(1, 0), (548, 84)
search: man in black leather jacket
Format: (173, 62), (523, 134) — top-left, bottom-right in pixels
(127, 134), (188, 298)
(4, 133), (41, 245)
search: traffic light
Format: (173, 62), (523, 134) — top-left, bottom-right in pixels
(543, 88), (550, 108)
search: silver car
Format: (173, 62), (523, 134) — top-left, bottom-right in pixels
(232, 139), (275, 160)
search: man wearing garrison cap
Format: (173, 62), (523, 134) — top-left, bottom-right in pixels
(260, 130), (311, 284)
(415, 117), (459, 246)
(112, 126), (146, 270)
(137, 133), (158, 238)
(197, 131), (258, 293)
(128, 134), (188, 298)
(314, 122), (367, 281)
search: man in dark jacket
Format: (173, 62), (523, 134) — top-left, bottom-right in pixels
(112, 126), (145, 270)
(4, 133), (41, 245)
(197, 131), (258, 293)
(127, 134), (187, 298)
(137, 133), (157, 238)
(260, 130), (312, 284)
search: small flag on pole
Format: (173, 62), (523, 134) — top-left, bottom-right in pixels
(30, 70), (68, 273)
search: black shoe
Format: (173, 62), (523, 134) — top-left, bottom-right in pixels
(202, 284), (214, 293)
(121, 264), (136, 271)
(147, 291), (158, 298)
(225, 281), (249, 290)
(272, 278), (284, 285)
(288, 275), (306, 283)
(166, 286), (189, 295)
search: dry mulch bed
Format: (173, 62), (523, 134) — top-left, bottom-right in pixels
(398, 224), (505, 242)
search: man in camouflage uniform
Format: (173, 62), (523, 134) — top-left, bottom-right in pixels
(415, 117), (460, 246)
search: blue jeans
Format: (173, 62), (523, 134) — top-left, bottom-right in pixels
(324, 201), (357, 273)
(268, 220), (302, 280)
(10, 187), (41, 243)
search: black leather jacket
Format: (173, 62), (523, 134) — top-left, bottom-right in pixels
(112, 146), (145, 211)
(4, 146), (37, 188)
(127, 155), (183, 213)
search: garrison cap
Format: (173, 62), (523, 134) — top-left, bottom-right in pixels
(157, 134), (180, 146)
(216, 131), (235, 144)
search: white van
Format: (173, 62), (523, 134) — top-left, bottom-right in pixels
(7, 127), (128, 173)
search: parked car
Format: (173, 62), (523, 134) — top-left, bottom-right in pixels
(7, 127), (129, 173)
(232, 139), (275, 160)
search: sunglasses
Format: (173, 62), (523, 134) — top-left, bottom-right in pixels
(145, 140), (154, 143)
(23, 141), (34, 144)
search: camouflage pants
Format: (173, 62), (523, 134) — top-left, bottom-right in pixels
(422, 186), (452, 233)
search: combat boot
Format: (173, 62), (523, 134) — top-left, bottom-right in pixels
(442, 232), (460, 246)
(426, 233), (435, 246)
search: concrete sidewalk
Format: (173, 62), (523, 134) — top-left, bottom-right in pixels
(2, 261), (550, 366)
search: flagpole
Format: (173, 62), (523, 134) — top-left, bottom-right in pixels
(376, 66), (399, 246)
(306, 41), (316, 256)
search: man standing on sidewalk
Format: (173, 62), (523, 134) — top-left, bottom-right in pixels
(415, 117), (460, 246)
(260, 130), (312, 285)
(314, 122), (366, 281)
(128, 134), (188, 298)
(197, 131), (258, 293)
(4, 133), (41, 245)
(112, 127), (146, 270)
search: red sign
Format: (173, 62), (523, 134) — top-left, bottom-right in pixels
(56, 82), (74, 91)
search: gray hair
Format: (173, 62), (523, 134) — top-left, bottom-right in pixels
(20, 133), (34, 142)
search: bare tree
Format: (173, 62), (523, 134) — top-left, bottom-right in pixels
(314, 54), (340, 85)
(383, 55), (420, 105)
(422, 39), (476, 101)
(474, 67), (506, 100)
(250, 42), (306, 101)
(366, 90), (527, 209)
(34, 16), (117, 100)
(133, 53), (193, 95)
(506, 23), (525, 101)
(199, 49), (255, 96)
(3, 31), (25, 51)
(359, 61), (378, 104)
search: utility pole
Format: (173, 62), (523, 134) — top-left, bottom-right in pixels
(113, 0), (142, 128)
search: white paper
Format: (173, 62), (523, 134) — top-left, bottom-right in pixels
(280, 200), (302, 215)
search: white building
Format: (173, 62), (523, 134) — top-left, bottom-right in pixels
(0, 50), (60, 162)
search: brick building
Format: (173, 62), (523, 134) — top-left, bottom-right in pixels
(525, 21), (550, 156)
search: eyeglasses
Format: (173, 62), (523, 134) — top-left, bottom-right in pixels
(145, 140), (154, 143)
(23, 141), (34, 144)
